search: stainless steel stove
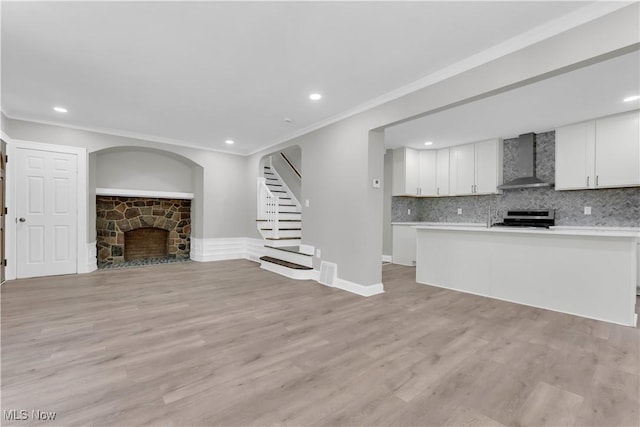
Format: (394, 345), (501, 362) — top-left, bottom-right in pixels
(492, 209), (555, 229)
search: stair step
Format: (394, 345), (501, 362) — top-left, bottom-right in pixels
(265, 245), (313, 256)
(256, 219), (300, 222)
(265, 237), (301, 241)
(267, 183), (283, 187)
(259, 256), (313, 270)
(260, 228), (302, 231)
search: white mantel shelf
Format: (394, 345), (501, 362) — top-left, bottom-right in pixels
(96, 188), (194, 200)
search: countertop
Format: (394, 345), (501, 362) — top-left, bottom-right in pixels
(412, 224), (640, 238)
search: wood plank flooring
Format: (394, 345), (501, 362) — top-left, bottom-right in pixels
(2, 260), (639, 426)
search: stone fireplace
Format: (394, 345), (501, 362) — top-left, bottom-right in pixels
(96, 196), (191, 267)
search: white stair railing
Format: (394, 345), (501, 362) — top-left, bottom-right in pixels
(257, 177), (279, 239)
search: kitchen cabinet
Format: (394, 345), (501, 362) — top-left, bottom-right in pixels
(392, 148), (437, 196)
(391, 224), (417, 266)
(418, 150), (437, 196)
(436, 148), (450, 196)
(392, 147), (419, 196)
(556, 110), (640, 190)
(450, 139), (503, 196)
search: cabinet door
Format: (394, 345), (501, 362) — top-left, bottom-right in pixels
(436, 148), (450, 196)
(419, 150), (437, 196)
(475, 139), (501, 194)
(555, 121), (595, 190)
(454, 144), (475, 195)
(392, 147), (420, 196)
(392, 225), (417, 266)
(595, 111), (640, 188)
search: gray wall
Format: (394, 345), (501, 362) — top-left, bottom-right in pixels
(392, 131), (640, 227)
(3, 117), (248, 240)
(96, 149), (194, 193)
(269, 146), (302, 202)
(382, 149), (393, 256)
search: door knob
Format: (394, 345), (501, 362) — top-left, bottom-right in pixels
(19, 217), (26, 222)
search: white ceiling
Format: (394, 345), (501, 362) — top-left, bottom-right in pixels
(385, 50), (640, 149)
(1, 1), (630, 155)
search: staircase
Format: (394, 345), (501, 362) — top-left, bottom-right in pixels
(257, 164), (314, 280)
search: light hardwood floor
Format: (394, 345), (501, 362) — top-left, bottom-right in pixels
(2, 260), (639, 426)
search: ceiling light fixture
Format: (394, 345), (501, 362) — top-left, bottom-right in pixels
(623, 95), (640, 102)
(424, 141), (433, 146)
(225, 140), (234, 145)
(309, 93), (322, 101)
(53, 106), (68, 113)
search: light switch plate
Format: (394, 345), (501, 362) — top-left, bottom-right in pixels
(305, 199), (309, 207)
(457, 208), (462, 215)
(408, 208), (411, 215)
(584, 206), (592, 215)
(372, 178), (381, 188)
(316, 249), (321, 258)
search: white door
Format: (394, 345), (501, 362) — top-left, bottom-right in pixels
(16, 148), (78, 278)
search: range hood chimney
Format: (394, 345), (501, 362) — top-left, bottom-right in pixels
(498, 133), (552, 190)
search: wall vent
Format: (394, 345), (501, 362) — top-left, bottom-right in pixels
(318, 261), (337, 287)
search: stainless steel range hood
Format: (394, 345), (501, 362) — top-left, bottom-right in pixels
(498, 133), (552, 190)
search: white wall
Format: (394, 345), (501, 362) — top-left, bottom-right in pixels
(96, 149), (194, 193)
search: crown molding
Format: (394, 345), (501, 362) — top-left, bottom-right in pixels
(246, 1), (634, 156)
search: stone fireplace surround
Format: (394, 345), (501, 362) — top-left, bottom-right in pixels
(96, 196), (191, 266)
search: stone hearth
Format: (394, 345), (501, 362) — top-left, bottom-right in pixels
(96, 196), (191, 267)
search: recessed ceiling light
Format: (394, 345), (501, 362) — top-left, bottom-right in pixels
(53, 106), (68, 113)
(225, 140), (234, 145)
(424, 141), (433, 146)
(309, 93), (322, 101)
(623, 95), (640, 102)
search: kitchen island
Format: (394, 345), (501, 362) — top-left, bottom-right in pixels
(416, 225), (639, 326)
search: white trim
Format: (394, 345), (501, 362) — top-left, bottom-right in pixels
(190, 237), (266, 263)
(246, 2), (632, 156)
(1, 112), (242, 156)
(6, 139), (88, 280)
(260, 259), (317, 281)
(334, 278), (385, 297)
(382, 255), (392, 263)
(96, 187), (194, 200)
(3, 3), (627, 159)
(79, 242), (98, 274)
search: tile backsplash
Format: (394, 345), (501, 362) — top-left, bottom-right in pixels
(392, 131), (640, 227)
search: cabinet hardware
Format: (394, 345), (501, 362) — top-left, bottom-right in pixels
(437, 188), (440, 196)
(596, 176), (599, 187)
(587, 176), (590, 187)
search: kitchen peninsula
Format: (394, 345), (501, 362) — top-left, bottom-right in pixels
(415, 225), (639, 326)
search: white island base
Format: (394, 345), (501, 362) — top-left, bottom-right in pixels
(416, 226), (638, 327)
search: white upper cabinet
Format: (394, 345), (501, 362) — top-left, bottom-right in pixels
(452, 144), (475, 195)
(555, 121), (594, 190)
(595, 111), (640, 188)
(436, 148), (450, 196)
(419, 150), (437, 196)
(556, 110), (639, 190)
(392, 147), (420, 196)
(475, 139), (503, 194)
(451, 139), (503, 196)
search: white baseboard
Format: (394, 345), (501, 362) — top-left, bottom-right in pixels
(188, 236), (385, 297)
(334, 278), (385, 297)
(191, 237), (266, 263)
(382, 255), (392, 263)
(78, 242), (97, 274)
